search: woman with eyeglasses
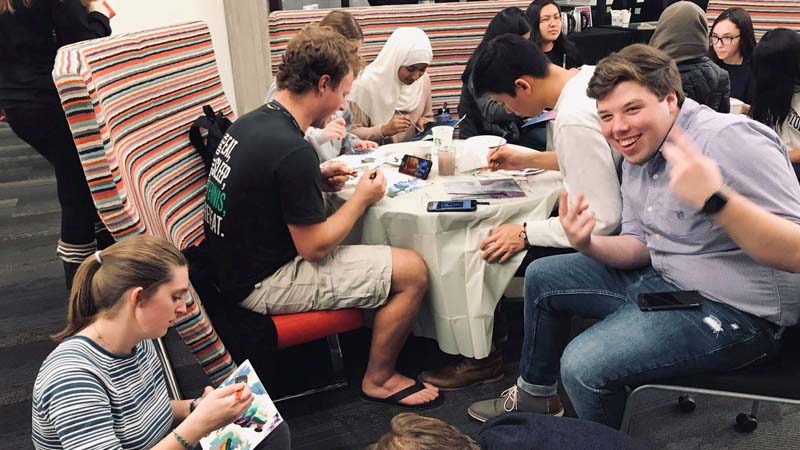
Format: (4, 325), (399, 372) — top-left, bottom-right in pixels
(349, 27), (433, 144)
(750, 28), (800, 181)
(709, 7), (756, 109)
(526, 0), (583, 69)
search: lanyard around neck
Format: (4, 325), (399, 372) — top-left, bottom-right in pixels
(267, 99), (303, 135)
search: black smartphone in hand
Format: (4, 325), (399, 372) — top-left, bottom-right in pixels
(637, 290), (705, 311)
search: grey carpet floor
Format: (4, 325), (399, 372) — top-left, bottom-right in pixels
(1, 122), (798, 450)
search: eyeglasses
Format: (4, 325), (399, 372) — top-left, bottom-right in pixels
(710, 34), (740, 46)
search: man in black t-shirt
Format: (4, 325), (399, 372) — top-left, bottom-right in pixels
(204, 26), (440, 408)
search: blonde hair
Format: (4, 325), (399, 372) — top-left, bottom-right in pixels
(0, 0), (31, 14)
(318, 10), (363, 42)
(53, 235), (187, 341)
(369, 413), (480, 450)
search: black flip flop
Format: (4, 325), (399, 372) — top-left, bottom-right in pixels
(360, 379), (444, 410)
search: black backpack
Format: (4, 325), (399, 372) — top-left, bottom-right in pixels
(189, 105), (232, 170)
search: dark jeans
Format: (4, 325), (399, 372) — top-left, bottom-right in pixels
(4, 106), (99, 247)
(518, 253), (781, 428)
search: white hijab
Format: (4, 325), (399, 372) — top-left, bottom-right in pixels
(350, 27), (433, 126)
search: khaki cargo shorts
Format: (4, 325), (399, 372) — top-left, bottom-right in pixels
(240, 245), (393, 315)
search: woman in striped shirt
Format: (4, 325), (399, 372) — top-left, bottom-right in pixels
(31, 235), (258, 450)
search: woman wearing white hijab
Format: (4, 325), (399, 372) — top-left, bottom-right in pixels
(350, 27), (434, 144)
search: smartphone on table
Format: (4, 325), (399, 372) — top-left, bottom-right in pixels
(427, 200), (478, 212)
(637, 290), (705, 311)
(399, 154), (433, 180)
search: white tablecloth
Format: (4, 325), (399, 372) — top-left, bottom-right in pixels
(331, 142), (564, 358)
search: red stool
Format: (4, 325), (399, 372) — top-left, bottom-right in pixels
(272, 309), (363, 401)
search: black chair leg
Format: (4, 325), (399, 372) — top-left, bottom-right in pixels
(677, 393), (696, 412)
(735, 400), (759, 433)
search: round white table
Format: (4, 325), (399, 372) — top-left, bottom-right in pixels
(330, 141), (564, 358)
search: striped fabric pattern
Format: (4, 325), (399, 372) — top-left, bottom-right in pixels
(32, 338), (173, 450)
(268, 0), (532, 112)
(53, 22), (235, 385)
(707, 0), (800, 40)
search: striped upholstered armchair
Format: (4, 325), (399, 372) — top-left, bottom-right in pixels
(52, 22), (237, 389)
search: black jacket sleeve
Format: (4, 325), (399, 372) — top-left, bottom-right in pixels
(51, 0), (111, 46)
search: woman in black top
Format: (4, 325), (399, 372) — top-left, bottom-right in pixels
(709, 7), (756, 108)
(0, 0), (112, 288)
(526, 0), (583, 69)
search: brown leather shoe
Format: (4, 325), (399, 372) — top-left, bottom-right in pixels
(419, 350), (504, 390)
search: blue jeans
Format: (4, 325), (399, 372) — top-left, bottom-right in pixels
(518, 253), (781, 428)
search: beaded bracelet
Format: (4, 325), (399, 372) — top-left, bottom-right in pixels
(173, 431), (194, 450)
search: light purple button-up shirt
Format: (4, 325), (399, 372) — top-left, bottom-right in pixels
(621, 99), (800, 326)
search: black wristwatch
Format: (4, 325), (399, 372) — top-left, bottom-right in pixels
(700, 190), (729, 215)
(188, 398), (197, 414)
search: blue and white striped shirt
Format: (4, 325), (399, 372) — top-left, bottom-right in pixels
(32, 337), (173, 450)
(621, 98), (800, 326)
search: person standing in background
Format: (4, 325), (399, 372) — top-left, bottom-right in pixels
(0, 0), (113, 289)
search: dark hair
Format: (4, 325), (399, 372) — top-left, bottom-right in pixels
(54, 235), (188, 341)
(588, 43), (685, 105)
(319, 10), (363, 42)
(369, 413), (480, 450)
(709, 7), (756, 63)
(462, 8), (532, 82)
(472, 33), (551, 96)
(276, 25), (363, 95)
(526, 0), (581, 65)
(750, 28), (800, 130)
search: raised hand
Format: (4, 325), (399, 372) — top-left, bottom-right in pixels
(558, 191), (595, 252)
(663, 127), (723, 210)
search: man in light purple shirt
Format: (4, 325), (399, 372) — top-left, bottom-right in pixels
(468, 44), (800, 428)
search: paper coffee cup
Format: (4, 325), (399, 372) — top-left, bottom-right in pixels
(432, 126), (454, 149)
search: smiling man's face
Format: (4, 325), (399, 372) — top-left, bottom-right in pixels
(596, 80), (679, 165)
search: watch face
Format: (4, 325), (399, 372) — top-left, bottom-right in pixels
(702, 192), (728, 214)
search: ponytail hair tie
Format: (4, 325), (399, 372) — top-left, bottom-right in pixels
(94, 251), (102, 265)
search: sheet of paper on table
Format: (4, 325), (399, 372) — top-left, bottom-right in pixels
(329, 152), (384, 173)
(444, 178), (526, 199)
(385, 171), (431, 197)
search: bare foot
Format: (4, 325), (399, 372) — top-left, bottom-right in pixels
(362, 372), (440, 406)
